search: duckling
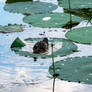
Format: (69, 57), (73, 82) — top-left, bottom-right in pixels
(33, 38), (48, 54)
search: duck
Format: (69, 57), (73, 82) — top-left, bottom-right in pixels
(33, 37), (48, 54)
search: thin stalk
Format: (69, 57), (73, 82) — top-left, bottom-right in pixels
(53, 77), (56, 92)
(51, 44), (56, 92)
(68, 0), (72, 30)
(51, 44), (55, 74)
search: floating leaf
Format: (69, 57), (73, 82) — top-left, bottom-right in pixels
(11, 37), (25, 48)
(6, 0), (32, 4)
(23, 13), (82, 28)
(66, 26), (92, 44)
(58, 0), (92, 9)
(11, 38), (78, 58)
(49, 56), (92, 84)
(4, 2), (57, 14)
(0, 24), (23, 33)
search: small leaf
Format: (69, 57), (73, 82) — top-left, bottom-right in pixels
(11, 37), (25, 48)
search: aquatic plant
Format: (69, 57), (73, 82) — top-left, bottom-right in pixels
(11, 38), (78, 58)
(64, 8), (92, 22)
(0, 24), (24, 33)
(11, 37), (25, 48)
(66, 26), (92, 44)
(58, 0), (92, 9)
(23, 13), (82, 28)
(49, 56), (92, 84)
(4, 2), (57, 14)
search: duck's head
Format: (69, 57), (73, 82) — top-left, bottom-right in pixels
(43, 37), (48, 45)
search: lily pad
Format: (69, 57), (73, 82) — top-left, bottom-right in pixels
(0, 24), (23, 33)
(49, 56), (92, 84)
(23, 13), (82, 28)
(11, 38), (78, 58)
(66, 26), (92, 44)
(4, 2), (57, 14)
(58, 0), (92, 9)
(11, 37), (25, 48)
(6, 0), (32, 4)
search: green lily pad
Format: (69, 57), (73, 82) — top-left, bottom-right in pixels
(58, 0), (92, 9)
(49, 56), (92, 84)
(66, 26), (92, 44)
(11, 38), (78, 58)
(0, 24), (23, 33)
(4, 2), (57, 14)
(6, 0), (32, 4)
(11, 37), (25, 48)
(23, 13), (82, 28)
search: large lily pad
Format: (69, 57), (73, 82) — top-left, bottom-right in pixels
(11, 38), (78, 58)
(0, 24), (23, 33)
(4, 2), (57, 14)
(23, 13), (82, 28)
(58, 0), (92, 9)
(49, 56), (92, 84)
(6, 0), (32, 4)
(66, 26), (92, 44)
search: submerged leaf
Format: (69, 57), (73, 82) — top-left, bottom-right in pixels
(62, 21), (79, 29)
(0, 24), (23, 33)
(64, 8), (92, 21)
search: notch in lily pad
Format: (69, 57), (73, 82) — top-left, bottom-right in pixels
(11, 37), (25, 48)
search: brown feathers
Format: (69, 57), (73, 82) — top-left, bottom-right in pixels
(33, 38), (48, 54)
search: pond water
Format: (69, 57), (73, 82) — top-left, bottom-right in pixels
(0, 0), (92, 92)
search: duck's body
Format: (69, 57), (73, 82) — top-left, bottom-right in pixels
(33, 38), (48, 54)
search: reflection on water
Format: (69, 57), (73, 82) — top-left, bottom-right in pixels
(0, 0), (92, 92)
(0, 0), (51, 87)
(0, 0), (25, 25)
